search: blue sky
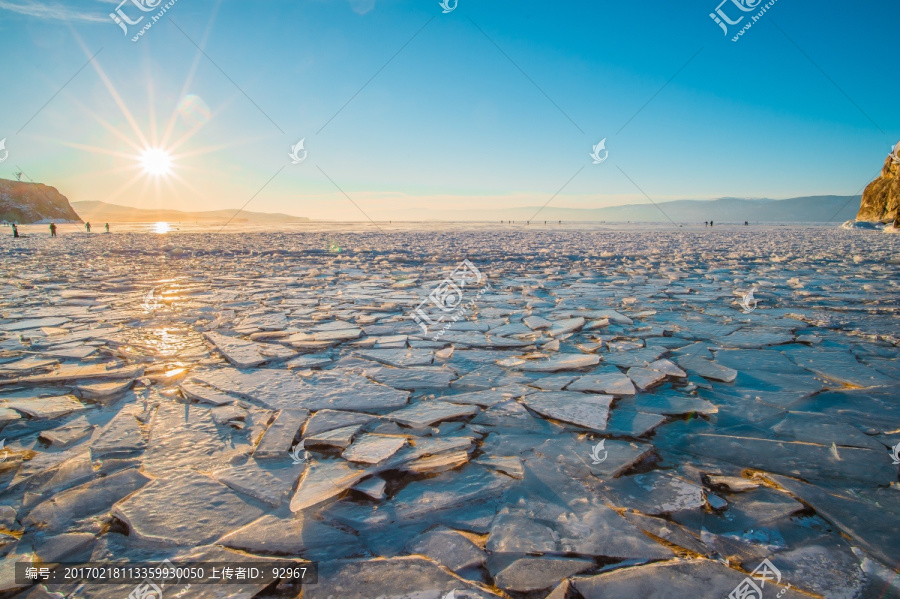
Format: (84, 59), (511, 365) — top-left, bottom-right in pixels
(0, 0), (897, 220)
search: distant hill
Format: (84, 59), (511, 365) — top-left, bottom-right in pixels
(376, 195), (862, 223)
(71, 201), (309, 224)
(0, 179), (82, 224)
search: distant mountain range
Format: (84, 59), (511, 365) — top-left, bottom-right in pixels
(373, 195), (862, 223)
(71, 201), (310, 224)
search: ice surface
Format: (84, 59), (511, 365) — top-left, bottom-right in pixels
(1, 224), (897, 597)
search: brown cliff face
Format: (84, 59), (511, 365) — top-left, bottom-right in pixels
(0, 178), (82, 224)
(857, 146), (900, 222)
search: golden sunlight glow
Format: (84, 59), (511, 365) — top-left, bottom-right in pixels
(141, 148), (173, 176)
(154, 222), (170, 234)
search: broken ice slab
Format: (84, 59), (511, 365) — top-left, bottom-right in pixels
(682, 433), (897, 487)
(387, 401), (479, 428)
(674, 355), (738, 382)
(289, 459), (373, 512)
(3, 395), (87, 419)
(547, 317), (586, 337)
(621, 511), (710, 555)
(76, 378), (134, 401)
(39, 416), (94, 448)
(520, 391), (612, 432)
(439, 384), (535, 407)
(404, 449), (472, 474)
(304, 424), (364, 450)
(0, 363), (144, 386)
(357, 348), (433, 367)
(180, 379), (241, 406)
(363, 365), (458, 390)
(625, 367), (667, 390)
(303, 409), (377, 438)
(770, 411), (885, 450)
(603, 347), (667, 368)
(297, 372), (410, 411)
(571, 559), (805, 598)
(353, 476), (387, 500)
(492, 556), (594, 593)
(603, 470), (705, 516)
(217, 513), (358, 558)
(305, 557), (503, 599)
(24, 468), (149, 532)
(717, 330), (795, 349)
(626, 390), (718, 416)
(782, 346), (896, 388)
(766, 473), (900, 568)
(647, 358), (687, 377)
(285, 353), (333, 369)
(523, 315), (553, 330)
(392, 466), (513, 520)
(212, 460), (304, 506)
(406, 526), (486, 573)
(510, 354), (600, 372)
(0, 317), (70, 332)
(191, 367), (307, 411)
(342, 433), (408, 465)
(0, 357), (58, 374)
(253, 408), (309, 459)
(203, 331), (295, 368)
(567, 369), (636, 395)
(529, 374), (577, 391)
(474, 456), (524, 479)
(604, 410), (667, 436)
(0, 406), (22, 424)
(114, 471), (264, 544)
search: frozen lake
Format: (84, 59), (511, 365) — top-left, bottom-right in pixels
(0, 223), (898, 598)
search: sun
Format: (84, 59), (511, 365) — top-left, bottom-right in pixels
(140, 148), (173, 176)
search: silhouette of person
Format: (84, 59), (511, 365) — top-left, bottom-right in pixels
(49, 222), (57, 237)
(105, 223), (109, 233)
(710, 220), (714, 227)
(85, 222), (91, 233)
(12, 224), (18, 238)
(705, 221), (708, 227)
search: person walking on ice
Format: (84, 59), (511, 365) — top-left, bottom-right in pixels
(85, 222), (91, 233)
(49, 223), (57, 237)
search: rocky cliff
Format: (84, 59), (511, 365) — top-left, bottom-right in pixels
(0, 178), (82, 224)
(857, 145), (900, 222)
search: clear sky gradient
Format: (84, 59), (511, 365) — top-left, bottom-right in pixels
(0, 0), (897, 220)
